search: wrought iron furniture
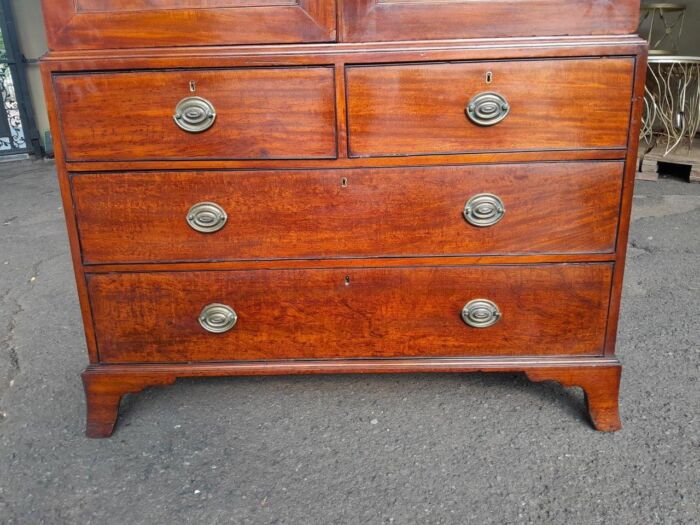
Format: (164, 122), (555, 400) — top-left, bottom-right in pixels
(40, 0), (647, 437)
(641, 56), (700, 155)
(639, 3), (687, 55)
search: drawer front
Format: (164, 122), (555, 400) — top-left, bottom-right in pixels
(341, 0), (640, 42)
(88, 264), (613, 363)
(73, 162), (623, 264)
(54, 68), (336, 162)
(41, 0), (336, 50)
(347, 58), (634, 157)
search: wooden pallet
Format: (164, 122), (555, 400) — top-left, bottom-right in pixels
(637, 142), (700, 182)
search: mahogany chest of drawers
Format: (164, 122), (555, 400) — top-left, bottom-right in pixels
(40, 0), (647, 437)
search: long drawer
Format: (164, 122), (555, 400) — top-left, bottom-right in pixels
(73, 162), (623, 264)
(346, 58), (635, 157)
(87, 264), (612, 363)
(53, 68), (337, 162)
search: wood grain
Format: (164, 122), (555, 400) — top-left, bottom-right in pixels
(73, 162), (624, 264)
(347, 58), (635, 157)
(54, 67), (337, 162)
(41, 0), (336, 50)
(87, 264), (613, 363)
(82, 357), (621, 437)
(37, 1), (647, 435)
(340, 0), (641, 42)
(605, 52), (649, 355)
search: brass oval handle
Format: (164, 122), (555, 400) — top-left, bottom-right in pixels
(174, 96), (216, 133)
(187, 202), (227, 233)
(466, 92), (510, 126)
(462, 299), (501, 328)
(199, 303), (238, 334)
(464, 193), (506, 227)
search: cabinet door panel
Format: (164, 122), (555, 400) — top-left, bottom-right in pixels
(41, 0), (336, 50)
(341, 0), (640, 42)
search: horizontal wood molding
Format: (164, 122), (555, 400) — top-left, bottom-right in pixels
(41, 36), (647, 70)
(82, 254), (617, 274)
(63, 149), (628, 172)
(85, 356), (622, 377)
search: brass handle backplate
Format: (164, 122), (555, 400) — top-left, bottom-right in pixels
(174, 96), (216, 133)
(466, 92), (510, 126)
(199, 303), (238, 334)
(462, 299), (501, 328)
(187, 202), (227, 233)
(464, 193), (506, 227)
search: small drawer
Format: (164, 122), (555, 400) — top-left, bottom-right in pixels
(346, 58), (634, 157)
(54, 68), (337, 162)
(87, 264), (613, 363)
(72, 162), (623, 264)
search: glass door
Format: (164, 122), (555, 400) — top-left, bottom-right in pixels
(0, 0), (37, 157)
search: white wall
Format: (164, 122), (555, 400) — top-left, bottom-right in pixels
(9, 0), (48, 148)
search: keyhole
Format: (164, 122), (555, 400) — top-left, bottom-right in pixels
(485, 71), (493, 84)
(344, 275), (351, 286)
(341, 177), (348, 188)
(189, 80), (196, 92)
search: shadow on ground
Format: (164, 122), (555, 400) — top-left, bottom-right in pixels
(0, 160), (698, 524)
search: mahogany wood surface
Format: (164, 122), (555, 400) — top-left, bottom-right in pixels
(40, 65), (101, 365)
(53, 67), (337, 162)
(82, 254), (616, 275)
(41, 36), (647, 72)
(340, 0), (641, 43)
(40, 0), (336, 50)
(605, 47), (649, 355)
(38, 1), (646, 435)
(63, 149), (627, 173)
(347, 58), (635, 157)
(82, 357), (621, 437)
(87, 264), (613, 363)
(72, 162), (624, 264)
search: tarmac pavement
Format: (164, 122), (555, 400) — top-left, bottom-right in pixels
(0, 159), (698, 524)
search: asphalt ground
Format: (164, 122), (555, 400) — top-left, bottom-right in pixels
(0, 159), (698, 524)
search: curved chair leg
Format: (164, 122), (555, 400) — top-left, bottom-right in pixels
(525, 365), (622, 432)
(82, 368), (176, 438)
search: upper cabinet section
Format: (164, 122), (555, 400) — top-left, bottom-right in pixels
(340, 0), (641, 42)
(41, 0), (336, 50)
(42, 0), (641, 50)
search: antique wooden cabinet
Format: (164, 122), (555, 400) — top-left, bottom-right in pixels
(40, 0), (646, 437)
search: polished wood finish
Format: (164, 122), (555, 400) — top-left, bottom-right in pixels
(80, 253), (618, 275)
(526, 364), (622, 432)
(347, 58), (635, 157)
(87, 264), (612, 363)
(73, 162), (623, 264)
(82, 357), (622, 437)
(40, 0), (336, 50)
(39, 1), (646, 437)
(54, 68), (336, 162)
(63, 149), (628, 174)
(340, 0), (641, 42)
